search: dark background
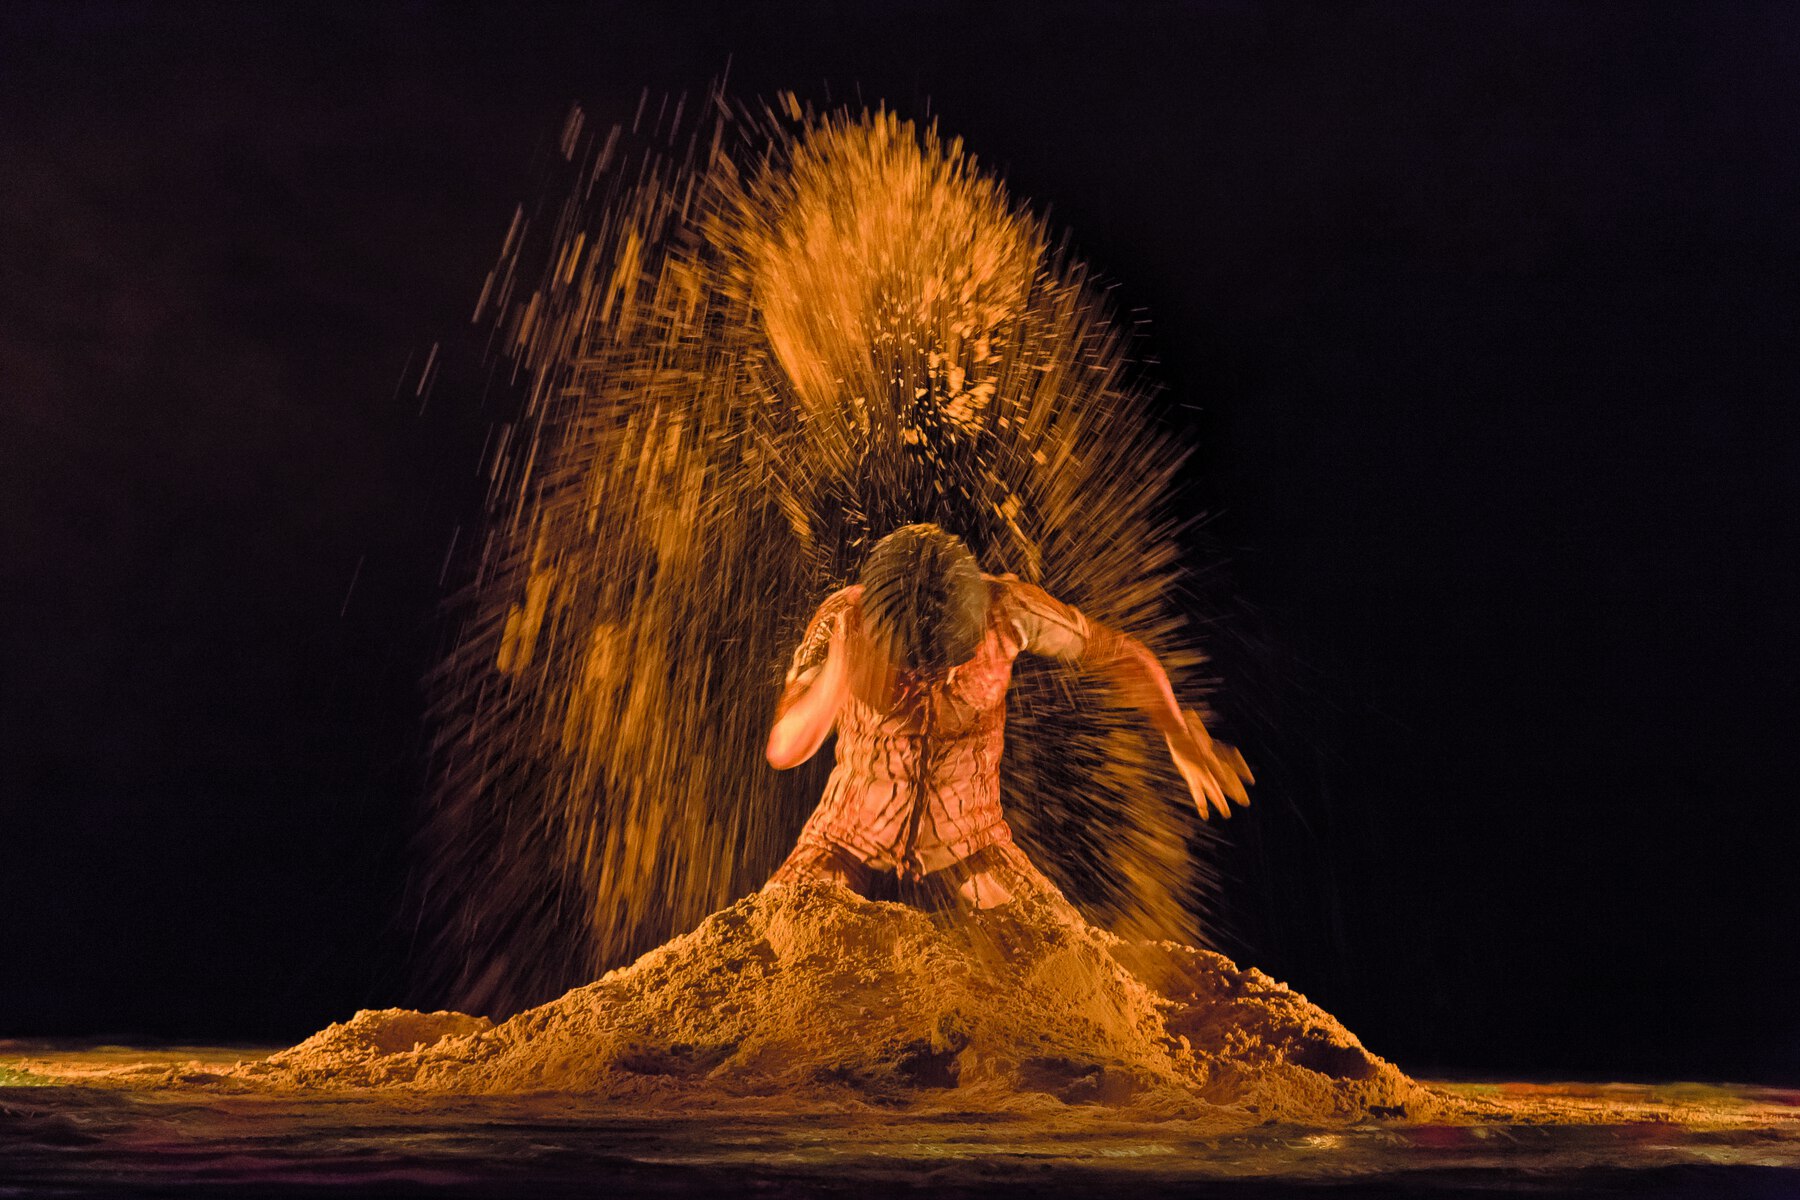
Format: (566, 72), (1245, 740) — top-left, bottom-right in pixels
(3, 2), (1795, 1085)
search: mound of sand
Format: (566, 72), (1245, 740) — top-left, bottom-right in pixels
(245, 883), (1432, 1122)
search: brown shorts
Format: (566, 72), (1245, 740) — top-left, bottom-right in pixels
(763, 837), (1069, 911)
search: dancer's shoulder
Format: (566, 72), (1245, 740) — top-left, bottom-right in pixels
(983, 576), (1089, 659)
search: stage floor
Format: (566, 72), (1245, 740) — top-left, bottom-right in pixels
(3, 1043), (1796, 1197)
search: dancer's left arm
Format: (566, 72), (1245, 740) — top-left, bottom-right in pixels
(1086, 625), (1253, 820)
(1003, 579), (1252, 820)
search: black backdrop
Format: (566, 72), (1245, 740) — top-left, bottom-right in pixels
(3, 2), (1795, 1085)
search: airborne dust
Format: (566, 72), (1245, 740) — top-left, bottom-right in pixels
(419, 95), (1225, 1018)
(8, 93), (1799, 1199)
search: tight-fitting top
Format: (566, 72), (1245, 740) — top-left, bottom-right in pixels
(782, 575), (1090, 877)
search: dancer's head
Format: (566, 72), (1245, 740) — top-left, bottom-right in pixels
(858, 523), (987, 671)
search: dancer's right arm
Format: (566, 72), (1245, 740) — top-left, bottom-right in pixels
(765, 587), (858, 769)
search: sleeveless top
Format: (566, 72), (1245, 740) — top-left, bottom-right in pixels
(782, 575), (1089, 877)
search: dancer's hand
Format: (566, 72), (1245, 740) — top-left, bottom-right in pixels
(1165, 710), (1253, 820)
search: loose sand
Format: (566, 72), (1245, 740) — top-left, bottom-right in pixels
(9, 887), (1795, 1192)
(240, 882), (1437, 1122)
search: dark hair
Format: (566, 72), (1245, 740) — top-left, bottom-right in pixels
(858, 524), (988, 671)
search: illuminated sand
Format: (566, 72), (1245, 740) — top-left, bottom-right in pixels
(241, 883), (1426, 1121)
(14, 104), (1786, 1196)
(7, 890), (1797, 1196)
(7, 935), (1792, 1200)
(423, 106), (1233, 1017)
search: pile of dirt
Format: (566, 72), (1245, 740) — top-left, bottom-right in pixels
(244, 883), (1434, 1122)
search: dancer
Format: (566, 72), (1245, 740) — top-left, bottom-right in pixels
(764, 523), (1251, 910)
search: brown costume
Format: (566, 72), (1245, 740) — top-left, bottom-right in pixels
(765, 577), (1089, 908)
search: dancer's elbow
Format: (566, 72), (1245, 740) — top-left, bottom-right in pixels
(765, 726), (810, 769)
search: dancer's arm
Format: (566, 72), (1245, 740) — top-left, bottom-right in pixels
(1084, 625), (1252, 820)
(766, 588), (856, 769)
(1002, 578), (1252, 819)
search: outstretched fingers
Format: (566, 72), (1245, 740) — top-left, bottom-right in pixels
(1173, 753), (1219, 820)
(1218, 742), (1253, 807)
(1196, 760), (1232, 821)
(1211, 776), (1235, 820)
(1170, 713), (1253, 820)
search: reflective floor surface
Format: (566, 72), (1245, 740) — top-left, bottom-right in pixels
(3, 1044), (1796, 1198)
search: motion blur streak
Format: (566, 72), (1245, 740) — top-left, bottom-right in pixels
(419, 92), (1222, 1016)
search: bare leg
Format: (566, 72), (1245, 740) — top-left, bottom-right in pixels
(950, 840), (1077, 916)
(956, 867), (1016, 909)
(763, 838), (876, 896)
